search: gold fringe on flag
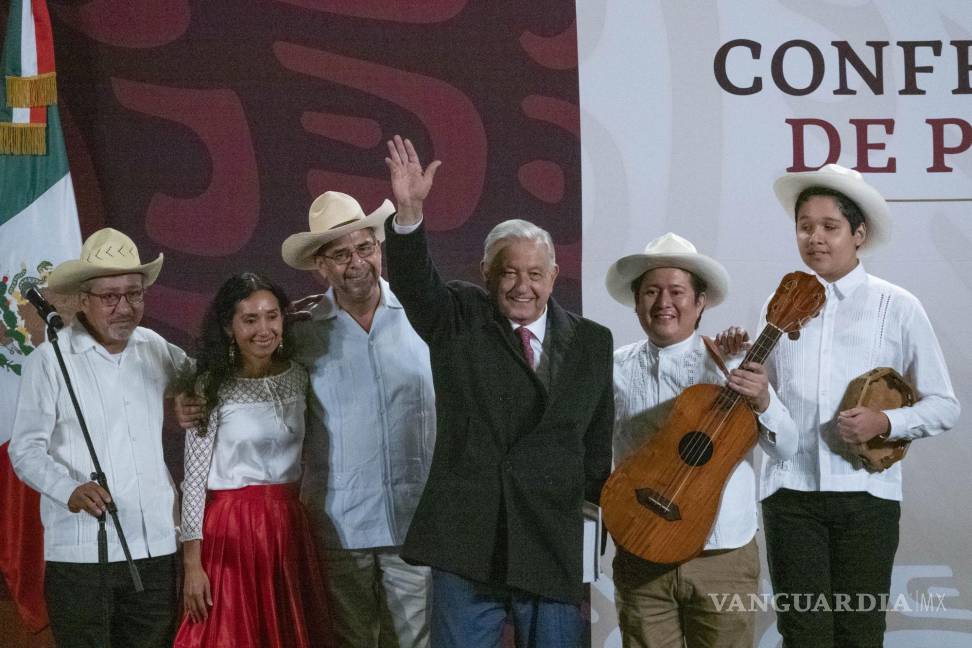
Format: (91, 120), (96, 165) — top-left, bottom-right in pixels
(5, 72), (58, 108)
(0, 122), (47, 155)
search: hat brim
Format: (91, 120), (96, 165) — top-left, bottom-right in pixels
(47, 254), (164, 294)
(281, 199), (395, 270)
(773, 171), (890, 253)
(605, 252), (730, 307)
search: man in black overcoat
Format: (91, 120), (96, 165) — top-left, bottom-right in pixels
(381, 135), (614, 647)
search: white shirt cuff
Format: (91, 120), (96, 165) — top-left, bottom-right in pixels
(883, 408), (908, 441)
(392, 214), (423, 235)
(51, 476), (83, 510)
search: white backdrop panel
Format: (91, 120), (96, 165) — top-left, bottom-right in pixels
(578, 2), (972, 645)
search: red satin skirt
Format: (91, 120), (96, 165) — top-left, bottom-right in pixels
(173, 483), (334, 648)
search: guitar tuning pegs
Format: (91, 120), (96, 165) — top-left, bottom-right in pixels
(788, 331), (801, 340)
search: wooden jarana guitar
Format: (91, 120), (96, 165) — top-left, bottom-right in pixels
(601, 271), (825, 565)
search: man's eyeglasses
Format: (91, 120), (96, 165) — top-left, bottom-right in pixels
(318, 240), (378, 265)
(84, 289), (146, 307)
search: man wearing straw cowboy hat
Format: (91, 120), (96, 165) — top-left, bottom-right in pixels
(606, 232), (796, 648)
(719, 164), (960, 647)
(281, 191), (435, 647)
(175, 192), (436, 645)
(9, 227), (188, 648)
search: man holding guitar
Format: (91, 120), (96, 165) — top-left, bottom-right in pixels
(719, 165), (960, 647)
(605, 233), (798, 647)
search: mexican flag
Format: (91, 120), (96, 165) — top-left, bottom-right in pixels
(0, 0), (82, 633)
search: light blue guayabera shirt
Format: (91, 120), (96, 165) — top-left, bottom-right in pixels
(293, 278), (435, 550)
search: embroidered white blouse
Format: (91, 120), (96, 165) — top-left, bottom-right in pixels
(180, 361), (308, 541)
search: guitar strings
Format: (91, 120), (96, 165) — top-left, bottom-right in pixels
(668, 286), (824, 480)
(660, 344), (761, 498)
(657, 325), (783, 507)
(673, 326), (780, 472)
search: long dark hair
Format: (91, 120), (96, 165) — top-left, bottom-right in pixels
(191, 272), (293, 418)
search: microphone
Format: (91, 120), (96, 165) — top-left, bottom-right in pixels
(24, 287), (65, 330)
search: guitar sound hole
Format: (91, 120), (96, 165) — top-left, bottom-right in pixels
(678, 431), (714, 466)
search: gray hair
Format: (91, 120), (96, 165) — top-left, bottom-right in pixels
(482, 219), (556, 271)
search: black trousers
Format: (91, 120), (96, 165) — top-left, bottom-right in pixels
(44, 553), (178, 648)
(762, 489), (900, 648)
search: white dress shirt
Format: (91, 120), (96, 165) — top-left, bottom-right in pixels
(180, 362), (308, 541)
(759, 263), (960, 502)
(509, 309), (547, 370)
(9, 321), (187, 562)
(613, 332), (797, 550)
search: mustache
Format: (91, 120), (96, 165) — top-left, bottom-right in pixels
(346, 269), (377, 281)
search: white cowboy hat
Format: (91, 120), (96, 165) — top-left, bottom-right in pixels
(773, 163), (890, 252)
(282, 191), (396, 270)
(47, 228), (163, 294)
(605, 232), (730, 307)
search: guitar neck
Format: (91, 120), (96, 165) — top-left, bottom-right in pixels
(717, 323), (784, 408)
(742, 324), (784, 366)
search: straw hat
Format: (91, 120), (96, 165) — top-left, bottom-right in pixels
(773, 163), (890, 252)
(605, 232), (730, 307)
(282, 191), (395, 270)
(47, 228), (163, 294)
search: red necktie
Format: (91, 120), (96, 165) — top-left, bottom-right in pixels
(515, 326), (535, 369)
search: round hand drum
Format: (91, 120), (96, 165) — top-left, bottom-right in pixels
(840, 367), (915, 472)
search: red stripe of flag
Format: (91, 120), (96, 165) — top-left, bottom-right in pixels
(0, 442), (48, 633)
(31, 0), (55, 74)
(29, 105), (47, 125)
(28, 0), (55, 125)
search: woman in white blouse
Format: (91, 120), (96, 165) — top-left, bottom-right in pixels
(173, 273), (333, 648)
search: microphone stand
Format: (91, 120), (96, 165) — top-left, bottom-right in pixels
(36, 306), (144, 594)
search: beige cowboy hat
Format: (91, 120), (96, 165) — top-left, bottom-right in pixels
(282, 191), (396, 270)
(605, 232), (730, 307)
(47, 228), (163, 294)
(773, 163), (890, 252)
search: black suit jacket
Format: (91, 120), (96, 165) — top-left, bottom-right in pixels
(385, 219), (613, 603)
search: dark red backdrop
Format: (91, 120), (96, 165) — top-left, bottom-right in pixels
(2, 0), (582, 518)
(12, 0), (583, 350)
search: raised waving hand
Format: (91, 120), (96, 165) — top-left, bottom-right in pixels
(385, 134), (441, 225)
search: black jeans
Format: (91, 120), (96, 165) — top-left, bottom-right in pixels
(44, 553), (178, 648)
(762, 489), (900, 648)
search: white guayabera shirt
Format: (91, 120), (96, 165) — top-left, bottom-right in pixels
(10, 321), (187, 562)
(760, 262), (960, 502)
(293, 279), (436, 550)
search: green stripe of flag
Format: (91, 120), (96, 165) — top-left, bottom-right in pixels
(0, 0), (68, 225)
(1, 0), (25, 123)
(2, 0), (26, 80)
(0, 105), (69, 225)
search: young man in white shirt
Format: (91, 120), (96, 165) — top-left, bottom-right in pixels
(606, 233), (797, 648)
(10, 228), (188, 648)
(720, 165), (960, 647)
